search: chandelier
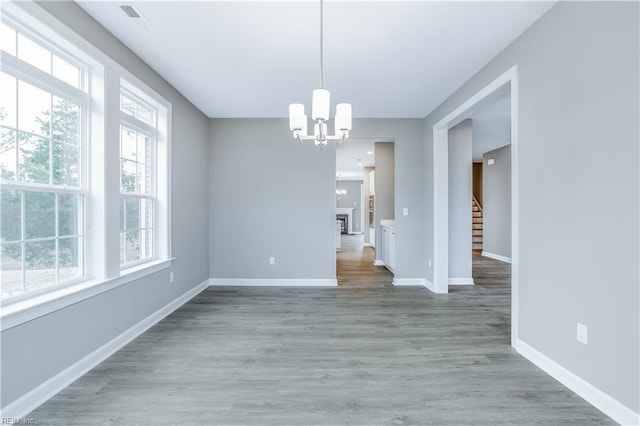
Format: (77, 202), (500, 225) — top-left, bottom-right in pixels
(288, 0), (352, 146)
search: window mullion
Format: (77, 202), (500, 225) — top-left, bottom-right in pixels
(0, 181), (83, 195)
(14, 79), (19, 179)
(49, 92), (53, 185)
(119, 113), (154, 135)
(102, 68), (122, 278)
(1, 53), (88, 105)
(54, 193), (59, 283)
(20, 190), (25, 294)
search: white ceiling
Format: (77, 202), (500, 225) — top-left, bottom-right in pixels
(76, 1), (554, 118)
(336, 138), (378, 181)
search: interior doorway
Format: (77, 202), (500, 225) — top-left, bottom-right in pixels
(432, 66), (519, 344)
(335, 139), (395, 287)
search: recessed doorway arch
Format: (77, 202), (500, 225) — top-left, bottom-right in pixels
(432, 65), (520, 344)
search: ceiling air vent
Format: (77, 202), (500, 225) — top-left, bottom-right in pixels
(119, 4), (152, 30)
(119, 4), (141, 18)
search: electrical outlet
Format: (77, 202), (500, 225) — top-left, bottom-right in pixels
(169, 272), (174, 283)
(403, 207), (409, 216)
(269, 257), (275, 265)
(428, 258), (432, 268)
(577, 323), (588, 344)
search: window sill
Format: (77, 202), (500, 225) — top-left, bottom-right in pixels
(0, 258), (174, 331)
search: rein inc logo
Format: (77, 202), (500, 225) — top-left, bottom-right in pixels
(2, 419), (35, 425)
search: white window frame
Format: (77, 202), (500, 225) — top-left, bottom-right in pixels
(118, 81), (171, 270)
(0, 11), (90, 303)
(0, 1), (173, 331)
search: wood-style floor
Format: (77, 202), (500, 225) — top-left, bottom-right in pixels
(337, 234), (393, 288)
(28, 238), (614, 425)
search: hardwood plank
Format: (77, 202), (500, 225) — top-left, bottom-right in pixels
(337, 234), (393, 288)
(27, 247), (614, 425)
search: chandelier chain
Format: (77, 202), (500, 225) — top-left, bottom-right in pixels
(320, 0), (324, 89)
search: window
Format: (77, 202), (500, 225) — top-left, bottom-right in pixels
(1, 19), (87, 300)
(119, 90), (156, 267)
(0, 3), (172, 314)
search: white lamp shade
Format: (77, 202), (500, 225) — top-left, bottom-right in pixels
(312, 89), (330, 121)
(289, 104), (305, 131)
(335, 103), (352, 131)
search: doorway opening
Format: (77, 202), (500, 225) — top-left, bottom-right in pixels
(432, 66), (519, 344)
(335, 139), (394, 287)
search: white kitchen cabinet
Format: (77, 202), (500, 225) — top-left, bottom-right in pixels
(388, 229), (396, 271)
(369, 226), (375, 248)
(381, 223), (395, 273)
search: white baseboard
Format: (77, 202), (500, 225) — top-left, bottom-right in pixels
(363, 243), (373, 247)
(393, 278), (441, 294)
(0, 279), (210, 419)
(373, 260), (385, 266)
(515, 339), (639, 425)
(481, 251), (512, 263)
(423, 278), (437, 293)
(393, 278), (425, 286)
(449, 277), (475, 285)
(209, 278), (337, 287)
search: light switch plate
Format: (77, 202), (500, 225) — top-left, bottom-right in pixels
(577, 323), (588, 344)
(488, 158), (495, 165)
(403, 208), (409, 216)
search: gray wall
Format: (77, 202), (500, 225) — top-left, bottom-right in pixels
(336, 180), (363, 233)
(1, 2), (210, 409)
(208, 119), (426, 280)
(471, 99), (511, 162)
(351, 120), (425, 280)
(448, 120), (473, 279)
(423, 1), (639, 411)
(482, 145), (511, 258)
(363, 166), (374, 244)
(209, 119), (336, 279)
(374, 142), (395, 260)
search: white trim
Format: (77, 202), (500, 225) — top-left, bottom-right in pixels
(515, 339), (639, 426)
(373, 260), (385, 266)
(393, 278), (427, 286)
(432, 65), (520, 343)
(363, 243), (373, 247)
(448, 277), (475, 285)
(481, 251), (512, 264)
(1, 258), (174, 331)
(0, 53), (88, 104)
(209, 278), (338, 287)
(0, 278), (209, 419)
(423, 278), (436, 293)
